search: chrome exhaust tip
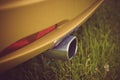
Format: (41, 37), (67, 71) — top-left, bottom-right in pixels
(46, 36), (77, 60)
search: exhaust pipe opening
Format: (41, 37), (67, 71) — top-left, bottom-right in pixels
(46, 35), (77, 60)
(68, 38), (77, 59)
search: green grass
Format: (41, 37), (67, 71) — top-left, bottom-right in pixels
(0, 0), (120, 80)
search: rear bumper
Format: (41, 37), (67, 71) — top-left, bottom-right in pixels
(0, 0), (104, 72)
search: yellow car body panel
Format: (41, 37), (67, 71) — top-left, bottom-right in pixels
(0, 0), (104, 72)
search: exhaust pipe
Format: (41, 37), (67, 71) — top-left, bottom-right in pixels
(46, 36), (78, 60)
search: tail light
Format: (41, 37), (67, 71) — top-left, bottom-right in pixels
(0, 25), (57, 57)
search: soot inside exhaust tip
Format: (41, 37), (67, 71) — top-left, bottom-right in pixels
(68, 38), (77, 59)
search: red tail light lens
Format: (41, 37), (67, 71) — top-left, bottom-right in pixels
(0, 25), (57, 57)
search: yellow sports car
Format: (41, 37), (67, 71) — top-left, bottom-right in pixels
(0, 0), (104, 72)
